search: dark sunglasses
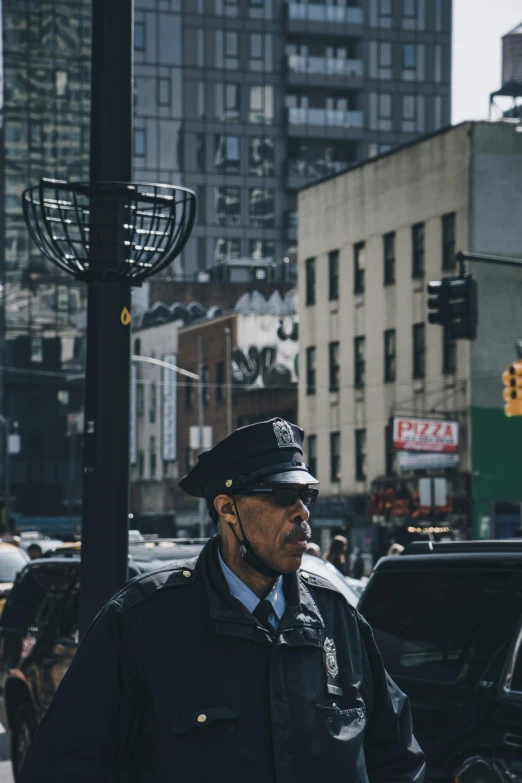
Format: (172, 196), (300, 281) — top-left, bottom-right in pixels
(235, 486), (319, 507)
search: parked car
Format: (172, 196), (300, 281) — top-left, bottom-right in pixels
(358, 540), (522, 783)
(0, 544), (29, 614)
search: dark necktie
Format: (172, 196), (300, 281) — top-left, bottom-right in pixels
(253, 598), (274, 633)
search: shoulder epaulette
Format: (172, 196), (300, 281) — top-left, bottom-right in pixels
(112, 556), (199, 613)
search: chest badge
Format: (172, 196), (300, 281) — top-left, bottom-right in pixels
(323, 637), (339, 679)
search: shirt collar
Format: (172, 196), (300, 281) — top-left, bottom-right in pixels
(218, 547), (285, 620)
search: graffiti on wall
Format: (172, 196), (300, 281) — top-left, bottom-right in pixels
(233, 314), (298, 390)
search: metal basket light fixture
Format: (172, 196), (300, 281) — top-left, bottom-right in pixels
(22, 179), (196, 284)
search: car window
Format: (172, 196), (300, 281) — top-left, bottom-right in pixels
(507, 629), (522, 694)
(0, 548), (29, 583)
(361, 569), (519, 684)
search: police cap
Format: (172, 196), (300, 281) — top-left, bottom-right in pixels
(178, 418), (318, 509)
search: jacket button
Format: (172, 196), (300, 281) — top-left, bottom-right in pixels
(197, 714), (207, 723)
(183, 571), (191, 578)
(301, 572), (309, 579)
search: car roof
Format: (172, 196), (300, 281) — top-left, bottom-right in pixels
(374, 551), (522, 573)
(402, 539), (522, 555)
(0, 542), (23, 552)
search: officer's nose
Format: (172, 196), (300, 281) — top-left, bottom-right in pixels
(290, 499), (310, 523)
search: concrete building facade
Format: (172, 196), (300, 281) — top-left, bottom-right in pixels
(298, 121), (522, 554)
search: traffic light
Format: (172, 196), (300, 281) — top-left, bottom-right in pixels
(427, 275), (478, 340)
(502, 362), (522, 417)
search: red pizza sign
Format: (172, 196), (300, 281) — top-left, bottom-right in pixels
(393, 417), (459, 454)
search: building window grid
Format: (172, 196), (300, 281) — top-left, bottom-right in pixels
(355, 428), (367, 482)
(307, 434), (317, 478)
(149, 382), (157, 423)
(215, 83), (241, 122)
(329, 249), (340, 300)
(249, 85), (274, 125)
(384, 329), (396, 383)
(134, 21), (145, 51)
(214, 186), (241, 227)
(329, 341), (340, 392)
(249, 32), (272, 72)
(378, 0), (393, 27)
(412, 222), (425, 278)
(306, 346), (316, 395)
(413, 322), (426, 379)
(442, 212), (456, 270)
(330, 432), (341, 483)
(248, 187), (275, 228)
(150, 436), (157, 479)
(384, 232), (395, 285)
(354, 336), (366, 388)
(354, 242), (365, 294)
(215, 30), (239, 69)
(305, 257), (316, 306)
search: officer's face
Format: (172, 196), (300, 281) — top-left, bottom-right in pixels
(235, 489), (312, 574)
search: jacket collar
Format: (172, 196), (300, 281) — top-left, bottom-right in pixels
(196, 536), (324, 648)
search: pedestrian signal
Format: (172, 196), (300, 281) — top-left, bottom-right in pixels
(502, 362), (522, 417)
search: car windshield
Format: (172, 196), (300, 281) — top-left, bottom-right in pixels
(0, 549), (29, 583)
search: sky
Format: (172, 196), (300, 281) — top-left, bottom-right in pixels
(452, 0), (521, 124)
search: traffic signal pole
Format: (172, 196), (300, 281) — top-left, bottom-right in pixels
(79, 0), (133, 637)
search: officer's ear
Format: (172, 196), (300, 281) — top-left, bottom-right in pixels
(214, 494), (237, 526)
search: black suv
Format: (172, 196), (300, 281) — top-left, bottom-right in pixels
(358, 541), (522, 783)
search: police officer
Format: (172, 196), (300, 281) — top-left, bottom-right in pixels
(17, 418), (425, 783)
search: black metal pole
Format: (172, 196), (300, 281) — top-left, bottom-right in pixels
(79, 0), (133, 636)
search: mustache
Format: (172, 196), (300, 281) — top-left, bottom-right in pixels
(284, 521), (312, 541)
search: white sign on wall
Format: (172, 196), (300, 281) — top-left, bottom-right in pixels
(393, 417), (459, 454)
(162, 353), (177, 461)
(130, 364), (137, 464)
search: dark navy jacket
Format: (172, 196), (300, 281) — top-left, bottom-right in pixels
(18, 536), (425, 783)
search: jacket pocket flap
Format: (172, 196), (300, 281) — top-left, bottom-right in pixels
(171, 706), (240, 735)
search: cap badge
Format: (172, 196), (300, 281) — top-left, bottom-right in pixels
(225, 479), (233, 487)
(273, 419), (298, 449)
(323, 637), (339, 679)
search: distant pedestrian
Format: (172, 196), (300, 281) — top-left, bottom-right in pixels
(388, 543), (405, 556)
(325, 535), (349, 576)
(305, 541), (322, 558)
(352, 549), (365, 580)
(27, 543), (42, 560)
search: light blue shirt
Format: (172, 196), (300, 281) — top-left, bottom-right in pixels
(218, 548), (286, 631)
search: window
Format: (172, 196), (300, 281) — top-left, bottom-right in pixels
(442, 212), (456, 270)
(413, 323), (425, 379)
(385, 423), (395, 476)
(214, 237), (241, 263)
(330, 432), (341, 483)
(355, 429), (367, 481)
(363, 570), (520, 684)
(215, 30), (239, 69)
(249, 85), (274, 124)
(214, 135), (240, 173)
(412, 222), (425, 278)
(377, 0), (393, 27)
(134, 21), (145, 51)
(197, 185), (206, 224)
(384, 232), (395, 285)
(443, 329), (456, 375)
(402, 95), (425, 133)
(369, 93), (393, 131)
(402, 43), (416, 70)
(250, 239), (275, 261)
(434, 44), (443, 83)
(202, 366), (209, 406)
(215, 0), (239, 15)
(305, 258), (316, 306)
(197, 237), (207, 270)
(307, 435), (317, 478)
(249, 33), (272, 71)
(329, 250), (339, 300)
(401, 43), (424, 81)
(149, 382), (157, 423)
(248, 188), (274, 228)
(402, 0), (425, 29)
(137, 382), (145, 416)
(197, 82), (205, 118)
(158, 77), (171, 107)
(150, 437), (157, 479)
(249, 0), (273, 19)
(134, 128), (146, 157)
(138, 451), (145, 478)
(434, 95), (443, 129)
(55, 71), (68, 98)
(354, 336), (365, 388)
(215, 362), (225, 402)
(248, 137), (275, 176)
(384, 329), (396, 382)
(369, 41), (393, 79)
(31, 337), (43, 363)
(329, 342), (340, 392)
(185, 377), (194, 409)
(196, 134), (206, 172)
(306, 346), (316, 395)
(214, 186), (241, 226)
(354, 242), (365, 294)
(215, 83), (240, 122)
(434, 0), (443, 31)
(197, 30), (205, 67)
